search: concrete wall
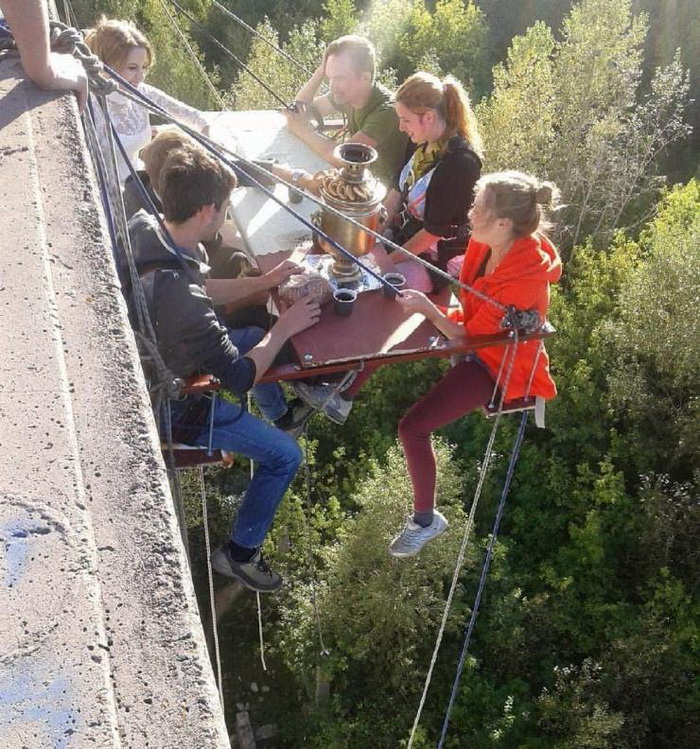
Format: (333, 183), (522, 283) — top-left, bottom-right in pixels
(0, 51), (230, 749)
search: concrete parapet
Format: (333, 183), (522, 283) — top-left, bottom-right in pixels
(0, 52), (229, 748)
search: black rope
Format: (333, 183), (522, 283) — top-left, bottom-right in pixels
(438, 408), (530, 747)
(109, 119), (199, 285)
(210, 0), (315, 77)
(84, 46), (514, 313)
(101, 64), (402, 296)
(165, 0), (292, 110)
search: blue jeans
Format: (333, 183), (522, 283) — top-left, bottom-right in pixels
(227, 326), (287, 422)
(186, 396), (302, 548)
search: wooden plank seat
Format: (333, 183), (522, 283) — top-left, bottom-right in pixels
(482, 395), (546, 428)
(163, 444), (232, 470)
(161, 376), (230, 469)
(179, 374), (221, 395)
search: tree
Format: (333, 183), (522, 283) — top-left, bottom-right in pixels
(231, 17), (323, 110)
(477, 21), (556, 177)
(267, 441), (476, 746)
(605, 179), (700, 480)
(477, 0), (691, 252)
(320, 0), (358, 42)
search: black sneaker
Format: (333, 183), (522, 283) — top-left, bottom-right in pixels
(274, 398), (315, 437)
(211, 545), (282, 592)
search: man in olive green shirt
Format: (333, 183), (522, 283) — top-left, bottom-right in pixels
(284, 35), (407, 188)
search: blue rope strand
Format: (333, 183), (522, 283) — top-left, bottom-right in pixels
(100, 64), (401, 296)
(437, 409), (530, 748)
(105, 117), (199, 284)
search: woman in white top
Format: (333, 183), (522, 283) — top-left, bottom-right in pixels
(85, 16), (209, 183)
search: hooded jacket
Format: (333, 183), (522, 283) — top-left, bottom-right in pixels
(449, 233), (562, 401)
(127, 210), (256, 395)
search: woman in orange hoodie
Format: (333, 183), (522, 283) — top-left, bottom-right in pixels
(389, 170), (562, 558)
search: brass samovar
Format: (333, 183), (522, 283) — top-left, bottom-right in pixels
(313, 143), (387, 283)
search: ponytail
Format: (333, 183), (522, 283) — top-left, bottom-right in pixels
(441, 76), (483, 156)
(395, 72), (483, 157)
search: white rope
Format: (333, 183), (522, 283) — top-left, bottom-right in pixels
(407, 335), (520, 748)
(199, 466), (225, 709)
(256, 592), (268, 672)
(245, 392), (269, 672)
(301, 426), (330, 656)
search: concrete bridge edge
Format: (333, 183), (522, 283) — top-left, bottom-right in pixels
(0, 48), (230, 749)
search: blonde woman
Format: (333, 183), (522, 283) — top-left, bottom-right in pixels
(85, 16), (209, 182)
(291, 73), (485, 424)
(385, 72), (483, 292)
(389, 171), (562, 556)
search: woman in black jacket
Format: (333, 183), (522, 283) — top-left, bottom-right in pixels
(385, 72), (483, 291)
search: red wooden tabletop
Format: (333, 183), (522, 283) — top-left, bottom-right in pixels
(257, 248), (444, 369)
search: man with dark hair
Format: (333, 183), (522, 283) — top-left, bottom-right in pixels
(284, 34), (407, 187)
(128, 146), (320, 592)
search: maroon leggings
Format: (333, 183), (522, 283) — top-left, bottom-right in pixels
(398, 359), (495, 513)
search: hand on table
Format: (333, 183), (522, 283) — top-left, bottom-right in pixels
(277, 297), (321, 337)
(396, 289), (439, 319)
(264, 259), (303, 287)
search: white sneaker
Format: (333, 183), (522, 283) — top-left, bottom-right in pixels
(388, 510), (449, 558)
(291, 381), (353, 425)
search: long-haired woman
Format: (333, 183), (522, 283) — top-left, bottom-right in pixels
(85, 17), (209, 182)
(385, 71), (483, 292)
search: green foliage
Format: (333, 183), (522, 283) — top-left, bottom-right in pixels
(69, 0), (219, 108)
(536, 660), (626, 748)
(230, 17), (323, 109)
(604, 180), (700, 478)
(477, 21), (556, 177)
(320, 0), (358, 42)
(360, 0), (489, 94)
(267, 440), (476, 746)
(478, 0), (691, 251)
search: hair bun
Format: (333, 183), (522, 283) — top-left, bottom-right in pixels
(535, 181), (558, 206)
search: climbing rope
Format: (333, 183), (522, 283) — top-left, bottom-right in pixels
(0, 17), (116, 97)
(199, 466), (225, 708)
(410, 330), (545, 746)
(438, 408), (529, 747)
(406, 332), (522, 748)
(256, 591), (268, 672)
(210, 0), (315, 77)
(157, 0), (227, 110)
(98, 66), (510, 315)
(166, 0), (292, 110)
(60, 0), (79, 30)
